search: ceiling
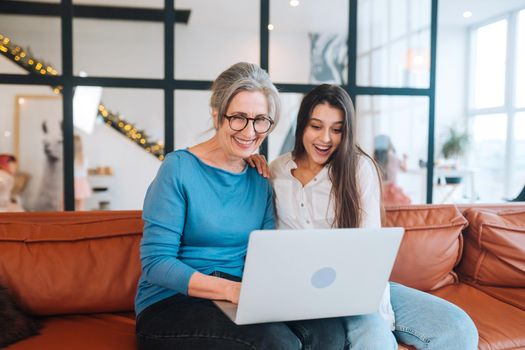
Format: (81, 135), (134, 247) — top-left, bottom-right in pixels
(9, 0), (525, 30)
(439, 0), (525, 27)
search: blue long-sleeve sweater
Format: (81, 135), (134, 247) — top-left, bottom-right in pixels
(135, 150), (275, 315)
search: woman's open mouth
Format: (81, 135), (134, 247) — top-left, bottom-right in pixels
(313, 144), (332, 156)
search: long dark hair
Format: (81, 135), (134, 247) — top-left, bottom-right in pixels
(292, 84), (381, 228)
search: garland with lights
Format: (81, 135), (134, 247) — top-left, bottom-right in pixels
(0, 32), (165, 160)
(98, 104), (164, 160)
(0, 33), (58, 76)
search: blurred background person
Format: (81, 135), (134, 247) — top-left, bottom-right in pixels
(374, 134), (411, 206)
(0, 154), (24, 212)
(74, 134), (92, 211)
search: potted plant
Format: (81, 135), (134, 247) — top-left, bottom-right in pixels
(440, 127), (470, 184)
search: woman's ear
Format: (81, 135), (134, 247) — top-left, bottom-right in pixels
(212, 110), (219, 130)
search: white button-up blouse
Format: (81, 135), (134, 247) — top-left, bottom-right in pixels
(270, 152), (395, 329)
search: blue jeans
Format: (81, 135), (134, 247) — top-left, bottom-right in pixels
(343, 282), (479, 349)
(136, 272), (346, 350)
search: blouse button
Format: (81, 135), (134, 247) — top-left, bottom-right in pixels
(306, 220), (310, 224)
(300, 203), (304, 207)
(313, 178), (317, 181)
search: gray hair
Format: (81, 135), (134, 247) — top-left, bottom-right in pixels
(210, 62), (280, 131)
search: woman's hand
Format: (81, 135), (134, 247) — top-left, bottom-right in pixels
(224, 281), (242, 304)
(188, 272), (242, 304)
(245, 154), (271, 178)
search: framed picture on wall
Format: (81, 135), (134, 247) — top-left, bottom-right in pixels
(14, 95), (63, 211)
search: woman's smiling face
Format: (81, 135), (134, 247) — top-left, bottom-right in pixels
(215, 90), (270, 160)
(301, 102), (344, 166)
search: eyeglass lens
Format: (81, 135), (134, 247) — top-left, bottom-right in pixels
(228, 115), (272, 133)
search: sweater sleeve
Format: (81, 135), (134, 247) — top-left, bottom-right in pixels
(140, 153), (197, 295)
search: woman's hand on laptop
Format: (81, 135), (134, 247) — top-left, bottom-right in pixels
(245, 154), (271, 178)
(188, 272), (241, 304)
(224, 281), (241, 304)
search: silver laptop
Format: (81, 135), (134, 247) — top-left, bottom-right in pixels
(214, 227), (404, 325)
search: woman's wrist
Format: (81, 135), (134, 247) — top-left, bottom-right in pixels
(222, 280), (241, 304)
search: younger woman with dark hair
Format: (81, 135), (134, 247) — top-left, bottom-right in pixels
(268, 84), (479, 349)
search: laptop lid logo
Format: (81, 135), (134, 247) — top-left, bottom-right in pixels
(311, 267), (336, 288)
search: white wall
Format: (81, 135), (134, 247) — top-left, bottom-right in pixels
(81, 125), (160, 210)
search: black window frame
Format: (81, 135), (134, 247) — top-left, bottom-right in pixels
(0, 0), (438, 210)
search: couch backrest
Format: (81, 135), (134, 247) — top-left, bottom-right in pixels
(0, 211), (143, 316)
(385, 205), (467, 291)
(1, 204), (522, 316)
(457, 207), (525, 287)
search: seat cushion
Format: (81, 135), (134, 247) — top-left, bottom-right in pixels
(472, 285), (525, 312)
(5, 313), (137, 350)
(385, 205), (467, 291)
(431, 283), (525, 350)
(458, 208), (525, 287)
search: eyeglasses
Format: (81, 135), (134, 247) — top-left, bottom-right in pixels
(223, 114), (274, 134)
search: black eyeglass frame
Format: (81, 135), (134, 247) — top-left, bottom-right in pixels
(223, 114), (275, 134)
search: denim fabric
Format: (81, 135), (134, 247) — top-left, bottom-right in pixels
(343, 282), (479, 350)
(136, 271), (346, 350)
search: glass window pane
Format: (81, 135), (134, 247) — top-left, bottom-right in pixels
(390, 0), (408, 39)
(356, 95), (429, 204)
(0, 15), (61, 75)
(267, 92), (303, 162)
(434, 123), (473, 204)
(73, 19), (163, 79)
(472, 20), (507, 109)
(357, 0), (431, 88)
(516, 10), (525, 108)
(74, 0), (163, 8)
(174, 90), (214, 149)
(75, 88), (163, 210)
(469, 113), (507, 202)
(410, 0), (431, 32)
(512, 112), (525, 199)
(0, 84), (63, 212)
(270, 0), (349, 84)
(175, 0), (259, 80)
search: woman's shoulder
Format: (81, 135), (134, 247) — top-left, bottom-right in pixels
(356, 153), (380, 185)
(155, 150), (198, 180)
(163, 149), (198, 166)
(269, 152), (293, 178)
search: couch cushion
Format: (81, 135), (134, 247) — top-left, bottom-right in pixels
(472, 285), (525, 312)
(4, 313), (137, 350)
(431, 283), (525, 350)
(385, 205), (467, 291)
(0, 211), (143, 315)
(458, 208), (525, 287)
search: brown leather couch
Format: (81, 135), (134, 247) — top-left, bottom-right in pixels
(0, 204), (524, 350)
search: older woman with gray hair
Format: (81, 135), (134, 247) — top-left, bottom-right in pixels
(135, 62), (346, 350)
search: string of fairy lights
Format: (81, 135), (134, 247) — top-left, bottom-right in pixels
(0, 32), (165, 160)
(0, 33), (58, 76)
(98, 104), (164, 159)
